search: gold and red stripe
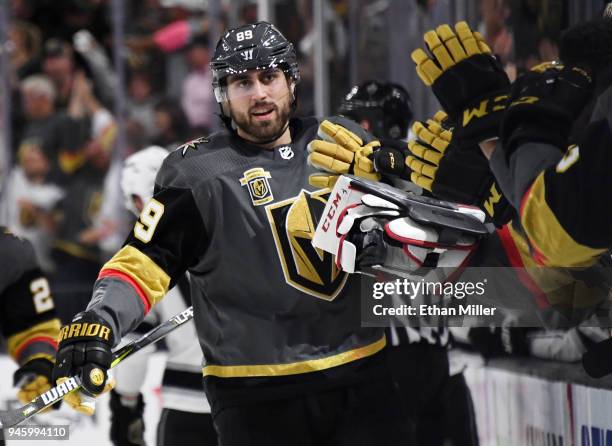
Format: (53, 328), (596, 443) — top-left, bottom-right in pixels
(99, 245), (170, 313)
(8, 319), (60, 364)
(497, 224), (549, 310)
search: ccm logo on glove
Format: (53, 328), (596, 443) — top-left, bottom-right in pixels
(321, 190), (348, 233)
(58, 323), (111, 342)
(463, 94), (508, 127)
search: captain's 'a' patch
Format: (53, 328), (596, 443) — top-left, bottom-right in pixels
(240, 167), (274, 206)
(266, 189), (348, 300)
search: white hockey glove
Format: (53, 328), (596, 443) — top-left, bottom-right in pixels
(335, 195), (481, 277)
(313, 175), (487, 278)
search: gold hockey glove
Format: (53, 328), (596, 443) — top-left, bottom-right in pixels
(411, 21), (510, 146)
(13, 356), (55, 405)
(307, 120), (381, 188)
(407, 111), (513, 227)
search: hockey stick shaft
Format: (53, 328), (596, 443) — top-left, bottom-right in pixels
(0, 306), (195, 429)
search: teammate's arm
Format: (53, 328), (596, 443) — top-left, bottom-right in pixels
(490, 62), (612, 267)
(0, 232), (60, 405)
(492, 116), (612, 267)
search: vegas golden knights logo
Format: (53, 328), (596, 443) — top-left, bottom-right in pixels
(240, 168), (274, 206)
(266, 190), (348, 301)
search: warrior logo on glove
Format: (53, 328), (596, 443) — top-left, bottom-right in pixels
(53, 311), (115, 415)
(57, 322), (111, 342)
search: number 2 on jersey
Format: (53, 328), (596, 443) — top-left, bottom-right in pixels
(134, 199), (165, 243)
(30, 277), (54, 313)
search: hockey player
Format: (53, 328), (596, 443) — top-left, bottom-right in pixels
(337, 80), (479, 446)
(109, 146), (216, 446)
(408, 20), (612, 271)
(0, 226), (61, 446)
(384, 20), (612, 376)
(52, 22), (413, 445)
(338, 81), (413, 140)
(307, 23), (612, 375)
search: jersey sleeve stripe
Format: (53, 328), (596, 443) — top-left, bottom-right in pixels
(13, 336), (57, 364)
(496, 224), (549, 310)
(98, 269), (151, 314)
(519, 173), (605, 267)
(100, 245), (171, 309)
(7, 319), (60, 364)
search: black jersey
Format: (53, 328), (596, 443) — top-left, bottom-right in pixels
(88, 117), (386, 393)
(490, 84), (612, 268)
(0, 227), (59, 365)
(52, 167), (105, 262)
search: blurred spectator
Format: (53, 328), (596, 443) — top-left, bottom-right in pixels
(127, 69), (160, 141)
(125, 13), (211, 98)
(479, 0), (514, 65)
(18, 74), (82, 182)
(49, 112), (118, 324)
(152, 98), (191, 149)
(49, 162), (106, 323)
(8, 21), (42, 82)
(0, 143), (64, 272)
(11, 0), (110, 44)
(41, 39), (78, 110)
(81, 110), (124, 258)
(181, 35), (213, 134)
(72, 29), (117, 107)
(125, 119), (150, 153)
(296, 0), (348, 114)
(538, 36), (560, 62)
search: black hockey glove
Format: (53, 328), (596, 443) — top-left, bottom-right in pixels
(13, 356), (57, 407)
(110, 390), (146, 446)
(501, 63), (593, 159)
(405, 111), (514, 227)
(53, 311), (115, 415)
(370, 138), (412, 180)
(411, 21), (510, 146)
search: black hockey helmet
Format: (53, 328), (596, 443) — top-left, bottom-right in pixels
(211, 21), (300, 103)
(338, 81), (413, 139)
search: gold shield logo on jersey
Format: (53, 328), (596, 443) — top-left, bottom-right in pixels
(266, 190), (348, 301)
(240, 168), (274, 206)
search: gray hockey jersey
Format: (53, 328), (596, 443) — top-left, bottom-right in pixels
(88, 117), (385, 379)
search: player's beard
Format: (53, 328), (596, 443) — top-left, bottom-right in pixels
(230, 92), (292, 143)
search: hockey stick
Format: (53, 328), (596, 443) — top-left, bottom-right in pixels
(0, 306), (195, 429)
